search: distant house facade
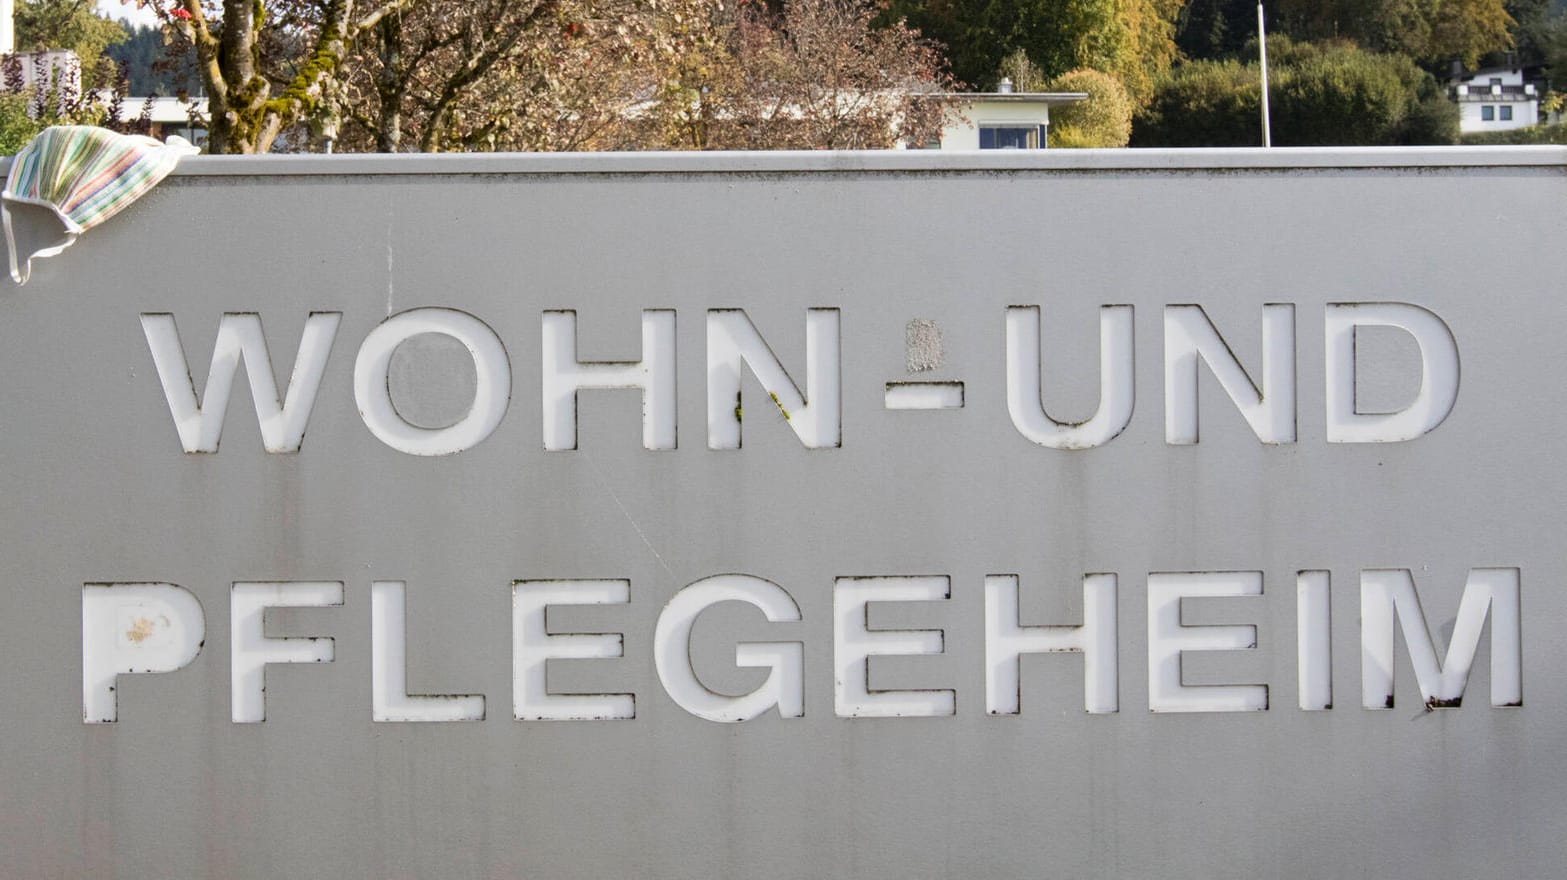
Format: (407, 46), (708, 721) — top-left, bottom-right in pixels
(1449, 64), (1540, 133)
(0, 49), (84, 114)
(0, 44), (207, 146)
(934, 82), (1088, 150)
(137, 96), (208, 145)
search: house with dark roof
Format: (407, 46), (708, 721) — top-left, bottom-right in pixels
(1449, 62), (1541, 133)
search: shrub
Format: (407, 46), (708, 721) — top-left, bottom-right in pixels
(1046, 68), (1134, 147)
(1130, 59), (1260, 146)
(1132, 38), (1459, 146)
(1459, 124), (1567, 145)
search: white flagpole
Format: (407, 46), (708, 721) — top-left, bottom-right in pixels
(1258, 2), (1273, 147)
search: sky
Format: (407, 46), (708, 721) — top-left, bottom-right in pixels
(96, 1), (159, 28)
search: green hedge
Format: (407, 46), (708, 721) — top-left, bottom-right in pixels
(1133, 37), (1459, 147)
(1459, 124), (1567, 145)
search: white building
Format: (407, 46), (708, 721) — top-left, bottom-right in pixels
(1450, 64), (1539, 133)
(123, 94), (208, 143)
(935, 81), (1088, 150)
(0, 48), (86, 120)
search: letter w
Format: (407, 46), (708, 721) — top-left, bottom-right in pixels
(141, 312), (341, 453)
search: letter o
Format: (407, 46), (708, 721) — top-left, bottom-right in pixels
(354, 308), (512, 455)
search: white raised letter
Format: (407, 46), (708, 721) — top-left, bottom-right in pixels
(82, 583), (205, 723)
(371, 581), (485, 722)
(541, 309), (676, 450)
(985, 573), (1118, 714)
(1325, 302), (1459, 443)
(1006, 305), (1134, 449)
(1360, 568), (1521, 709)
(1297, 570), (1332, 710)
(512, 580), (635, 720)
(834, 576), (954, 717)
(231, 581), (342, 723)
(1164, 303), (1295, 444)
(354, 308), (511, 455)
(142, 312), (341, 453)
(707, 308), (840, 449)
(654, 574), (804, 722)
(1147, 571), (1268, 712)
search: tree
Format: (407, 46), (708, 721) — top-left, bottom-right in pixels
(882, 0), (1177, 105)
(334, 0), (556, 152)
(628, 0), (955, 151)
(127, 0), (421, 153)
(1112, 0), (1181, 105)
(1272, 0), (1514, 67)
(14, 0), (128, 91)
(713, 0), (955, 149)
(333, 0), (679, 153)
(1133, 37), (1460, 146)
(1546, 18), (1567, 97)
(1269, 0), (1373, 43)
(1407, 0), (1514, 67)
(996, 47), (1046, 90)
(1045, 67), (1131, 146)
(622, 0), (743, 150)
(1176, 0), (1258, 60)
(331, 0), (739, 153)
(1269, 38), (1427, 144)
(1132, 58), (1260, 146)
(1506, 0), (1555, 59)
(105, 24), (201, 96)
(101, 0), (959, 154)
(430, 0), (660, 152)
(1509, 3), (1567, 109)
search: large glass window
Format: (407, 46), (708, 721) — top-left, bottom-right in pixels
(1500, 105), (1514, 121)
(979, 126), (1046, 149)
(1481, 105), (1495, 121)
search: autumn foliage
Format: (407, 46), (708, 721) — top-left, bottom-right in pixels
(631, 0), (956, 150)
(1045, 68), (1132, 148)
(131, 0), (955, 153)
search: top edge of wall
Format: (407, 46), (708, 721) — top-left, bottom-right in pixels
(75, 146), (1567, 177)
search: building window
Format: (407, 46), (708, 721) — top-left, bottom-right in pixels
(1481, 105), (1495, 121)
(979, 125), (1046, 149)
(1500, 105), (1513, 121)
(1489, 77), (1503, 86)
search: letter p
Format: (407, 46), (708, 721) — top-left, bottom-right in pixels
(82, 583), (205, 723)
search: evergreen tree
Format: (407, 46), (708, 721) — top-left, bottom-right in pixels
(104, 24), (200, 96)
(1177, 0), (1257, 60)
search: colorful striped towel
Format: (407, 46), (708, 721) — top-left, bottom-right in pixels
(4, 126), (198, 285)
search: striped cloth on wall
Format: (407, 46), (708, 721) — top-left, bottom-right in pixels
(4, 126), (198, 285)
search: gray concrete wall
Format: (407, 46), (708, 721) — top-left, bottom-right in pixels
(0, 148), (1563, 878)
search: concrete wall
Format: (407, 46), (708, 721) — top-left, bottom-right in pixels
(1, 148), (1565, 879)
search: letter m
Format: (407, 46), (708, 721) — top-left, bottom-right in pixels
(1361, 568), (1521, 709)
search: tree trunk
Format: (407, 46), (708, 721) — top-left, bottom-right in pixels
(207, 0), (270, 153)
(374, 13), (404, 152)
(192, 0), (365, 153)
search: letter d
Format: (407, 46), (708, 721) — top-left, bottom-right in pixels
(1326, 303), (1459, 443)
